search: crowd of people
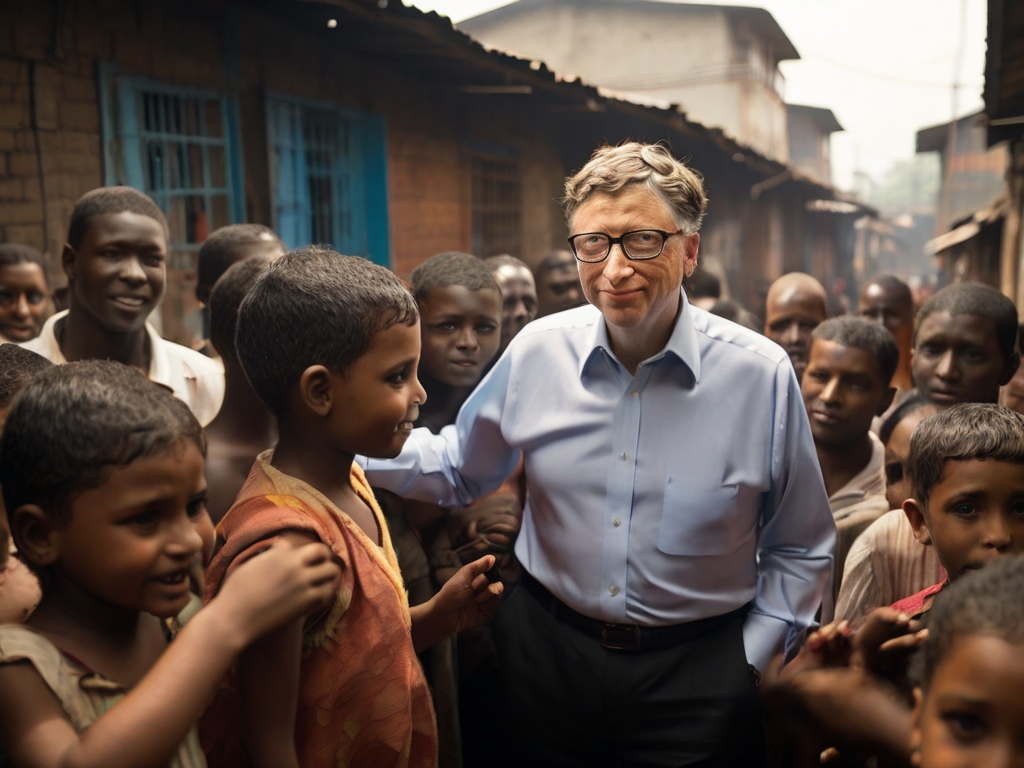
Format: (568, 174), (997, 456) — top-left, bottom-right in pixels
(0, 142), (1023, 768)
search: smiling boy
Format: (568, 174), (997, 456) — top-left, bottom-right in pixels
(896, 403), (1024, 616)
(21, 187), (223, 426)
(912, 283), (1018, 410)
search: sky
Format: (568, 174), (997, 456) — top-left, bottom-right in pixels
(407, 0), (988, 193)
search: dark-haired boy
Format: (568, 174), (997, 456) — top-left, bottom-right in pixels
(202, 256), (276, 522)
(22, 187), (224, 426)
(802, 316), (898, 593)
(912, 282), (1019, 409)
(0, 243), (51, 343)
(202, 247), (502, 768)
(483, 254), (537, 356)
(896, 403), (1024, 615)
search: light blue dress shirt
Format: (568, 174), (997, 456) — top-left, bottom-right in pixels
(364, 291), (836, 673)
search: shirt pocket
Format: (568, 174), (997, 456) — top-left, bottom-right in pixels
(656, 481), (752, 556)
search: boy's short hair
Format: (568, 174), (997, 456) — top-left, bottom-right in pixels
(905, 403), (1024, 504)
(0, 243), (46, 271)
(0, 345), (53, 412)
(209, 256), (273, 365)
(878, 392), (929, 446)
(914, 283), (1018, 364)
(811, 316), (900, 387)
(410, 252), (500, 303)
(196, 224), (283, 302)
(66, 187), (169, 250)
(915, 553), (1024, 691)
(0, 360), (205, 526)
(483, 254), (529, 272)
(236, 246), (419, 416)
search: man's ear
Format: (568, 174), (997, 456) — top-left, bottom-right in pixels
(61, 244), (77, 282)
(877, 386), (897, 417)
(298, 365), (335, 417)
(682, 233), (700, 278)
(903, 498), (932, 546)
(11, 504), (61, 568)
(1000, 351), (1021, 387)
(909, 687), (924, 766)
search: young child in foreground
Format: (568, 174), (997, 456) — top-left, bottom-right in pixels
(910, 553), (1024, 767)
(202, 246), (503, 768)
(0, 360), (339, 768)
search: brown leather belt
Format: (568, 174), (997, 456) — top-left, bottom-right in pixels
(521, 571), (747, 651)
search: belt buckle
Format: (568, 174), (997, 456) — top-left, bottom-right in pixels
(601, 623), (641, 650)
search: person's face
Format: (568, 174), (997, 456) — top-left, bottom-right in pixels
(859, 283), (914, 355)
(63, 212), (167, 335)
(51, 440), (206, 619)
(765, 289), (827, 381)
(913, 313), (1016, 408)
(911, 634), (1024, 768)
(492, 265), (537, 351)
(999, 357), (1024, 415)
(802, 339), (893, 448)
(537, 258), (586, 316)
(907, 459), (1024, 581)
(572, 187), (697, 336)
(885, 406), (938, 511)
(0, 262), (49, 342)
(418, 286), (501, 387)
(327, 320), (427, 459)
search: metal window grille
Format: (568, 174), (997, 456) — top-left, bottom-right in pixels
(471, 156), (522, 258)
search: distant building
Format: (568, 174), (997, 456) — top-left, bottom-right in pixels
(786, 104), (841, 187)
(459, 0), (797, 162)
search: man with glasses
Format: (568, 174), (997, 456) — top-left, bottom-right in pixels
(365, 143), (835, 766)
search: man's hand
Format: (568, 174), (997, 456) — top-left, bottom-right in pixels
(411, 554), (504, 652)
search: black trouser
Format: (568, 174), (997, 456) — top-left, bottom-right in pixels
(490, 575), (767, 768)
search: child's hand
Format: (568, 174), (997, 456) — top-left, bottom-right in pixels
(434, 554), (504, 634)
(851, 607), (926, 679)
(212, 538), (341, 647)
(780, 621), (853, 680)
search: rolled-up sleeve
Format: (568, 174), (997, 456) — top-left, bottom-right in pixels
(743, 362), (836, 675)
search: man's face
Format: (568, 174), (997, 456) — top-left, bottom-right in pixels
(0, 262), (49, 342)
(536, 255), (586, 316)
(418, 285), (501, 387)
(884, 406), (937, 511)
(802, 339), (893, 448)
(63, 212), (167, 335)
(492, 265), (537, 352)
(913, 312), (1015, 407)
(911, 459), (1024, 580)
(572, 187), (697, 336)
(859, 283), (914, 360)
(765, 289), (827, 381)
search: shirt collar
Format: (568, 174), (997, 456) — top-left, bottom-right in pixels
(578, 288), (702, 383)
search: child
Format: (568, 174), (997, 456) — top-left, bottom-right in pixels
(910, 554), (1024, 767)
(202, 246), (503, 768)
(410, 252), (502, 433)
(482, 255), (537, 357)
(801, 316), (898, 596)
(898, 402), (1024, 615)
(193, 224), (285, 355)
(22, 187), (224, 426)
(0, 344), (51, 624)
(912, 282), (1018, 409)
(0, 360), (340, 767)
(203, 256), (277, 523)
(0, 243), (51, 343)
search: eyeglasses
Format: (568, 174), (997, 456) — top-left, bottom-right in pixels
(567, 229), (684, 263)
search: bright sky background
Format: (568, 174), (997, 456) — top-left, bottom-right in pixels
(408, 0), (988, 193)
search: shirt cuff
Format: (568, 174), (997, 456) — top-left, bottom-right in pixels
(742, 611), (792, 677)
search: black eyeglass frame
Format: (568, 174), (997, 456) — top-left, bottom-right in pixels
(566, 228), (685, 263)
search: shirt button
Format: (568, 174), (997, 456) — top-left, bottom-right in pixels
(613, 517), (622, 527)
(620, 452), (628, 461)
(609, 584), (619, 596)
(631, 391), (638, 397)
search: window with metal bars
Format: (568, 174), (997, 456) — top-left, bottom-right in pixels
(471, 155), (522, 258)
(265, 96), (389, 265)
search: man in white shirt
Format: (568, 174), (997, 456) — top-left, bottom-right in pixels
(21, 187), (223, 426)
(365, 143), (835, 766)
